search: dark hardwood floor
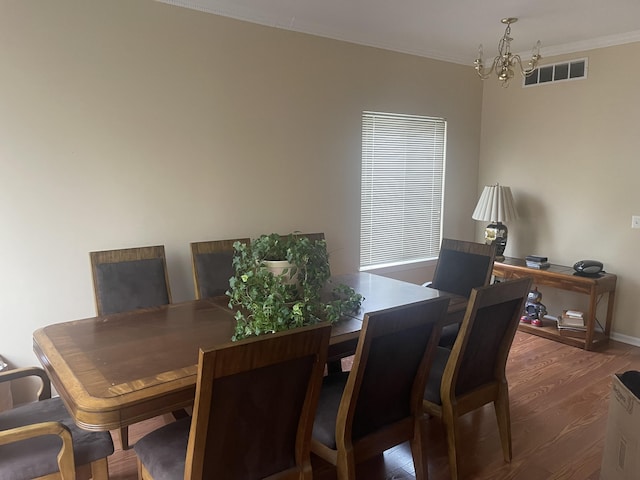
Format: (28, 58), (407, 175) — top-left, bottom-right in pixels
(106, 331), (640, 479)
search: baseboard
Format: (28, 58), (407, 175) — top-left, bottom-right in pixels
(610, 331), (640, 347)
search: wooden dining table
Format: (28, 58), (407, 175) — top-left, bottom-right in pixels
(33, 272), (466, 432)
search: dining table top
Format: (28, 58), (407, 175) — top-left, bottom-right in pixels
(33, 272), (466, 432)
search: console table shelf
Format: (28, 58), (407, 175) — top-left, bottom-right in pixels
(493, 257), (617, 351)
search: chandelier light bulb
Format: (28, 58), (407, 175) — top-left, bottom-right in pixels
(533, 40), (541, 57)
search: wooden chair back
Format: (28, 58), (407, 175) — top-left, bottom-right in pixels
(185, 323), (331, 479)
(90, 245), (171, 316)
(430, 238), (497, 297)
(190, 238), (250, 299)
(445, 277), (532, 402)
(311, 297), (449, 479)
(345, 299), (449, 441)
(190, 234), (323, 300)
(423, 277), (532, 480)
(290, 232), (325, 242)
(89, 245), (172, 450)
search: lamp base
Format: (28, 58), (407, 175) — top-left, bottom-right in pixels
(484, 221), (508, 261)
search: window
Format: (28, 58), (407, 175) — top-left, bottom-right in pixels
(360, 111), (446, 270)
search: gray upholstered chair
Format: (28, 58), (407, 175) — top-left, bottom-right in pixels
(0, 366), (114, 480)
(291, 232), (325, 242)
(190, 234), (324, 300)
(134, 322), (332, 480)
(310, 297), (450, 480)
(190, 238), (250, 299)
(423, 277), (532, 480)
(424, 238), (497, 347)
(90, 244), (172, 450)
(90, 245), (172, 315)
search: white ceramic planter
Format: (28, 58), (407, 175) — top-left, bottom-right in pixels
(263, 260), (298, 285)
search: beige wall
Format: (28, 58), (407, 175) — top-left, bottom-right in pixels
(0, 0), (482, 394)
(478, 42), (640, 342)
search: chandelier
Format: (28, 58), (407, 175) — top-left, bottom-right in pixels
(474, 18), (541, 87)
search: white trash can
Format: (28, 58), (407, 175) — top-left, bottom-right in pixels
(600, 371), (640, 480)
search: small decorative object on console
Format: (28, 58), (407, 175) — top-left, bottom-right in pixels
(526, 254), (550, 269)
(520, 286), (547, 327)
(573, 259), (604, 277)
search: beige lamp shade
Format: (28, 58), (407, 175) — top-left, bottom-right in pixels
(472, 184), (518, 222)
(472, 184), (518, 261)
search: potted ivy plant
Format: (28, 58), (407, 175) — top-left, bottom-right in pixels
(226, 233), (363, 340)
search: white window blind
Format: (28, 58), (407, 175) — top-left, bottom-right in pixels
(360, 111), (446, 269)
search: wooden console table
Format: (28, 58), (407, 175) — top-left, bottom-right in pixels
(493, 257), (617, 351)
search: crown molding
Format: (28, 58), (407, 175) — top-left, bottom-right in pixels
(156, 1), (640, 66)
(538, 30), (640, 59)
(156, 0), (470, 64)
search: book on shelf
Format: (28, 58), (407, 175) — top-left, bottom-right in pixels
(526, 255), (548, 263)
(556, 310), (585, 329)
(526, 261), (550, 269)
(558, 327), (603, 339)
(558, 322), (604, 339)
(557, 320), (586, 330)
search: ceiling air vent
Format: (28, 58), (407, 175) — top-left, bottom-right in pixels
(523, 58), (588, 87)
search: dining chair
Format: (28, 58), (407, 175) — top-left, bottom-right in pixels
(90, 245), (172, 315)
(311, 296), (451, 480)
(134, 322), (332, 480)
(89, 244), (172, 450)
(190, 238), (250, 299)
(291, 232), (325, 242)
(423, 277), (532, 480)
(191, 234), (324, 300)
(424, 238), (497, 347)
(0, 366), (114, 480)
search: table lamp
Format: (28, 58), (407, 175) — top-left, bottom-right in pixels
(472, 183), (518, 261)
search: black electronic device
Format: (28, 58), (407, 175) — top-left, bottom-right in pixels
(573, 260), (604, 276)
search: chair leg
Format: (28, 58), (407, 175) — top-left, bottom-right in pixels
(301, 461), (313, 480)
(494, 383), (513, 463)
(119, 426), (130, 450)
(410, 417), (429, 480)
(335, 447), (356, 480)
(441, 404), (460, 480)
(90, 458), (110, 480)
(138, 458), (150, 480)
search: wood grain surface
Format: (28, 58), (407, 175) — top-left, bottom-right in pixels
(34, 273), (465, 432)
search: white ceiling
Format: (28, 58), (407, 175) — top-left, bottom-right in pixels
(157, 0), (640, 65)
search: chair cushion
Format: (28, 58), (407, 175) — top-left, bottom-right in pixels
(312, 372), (349, 450)
(134, 416), (191, 480)
(0, 397), (114, 480)
(423, 346), (451, 405)
(95, 258), (169, 314)
(194, 252), (235, 298)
